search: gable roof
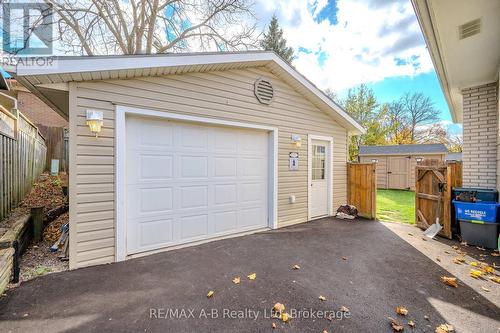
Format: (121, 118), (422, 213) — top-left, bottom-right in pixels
(9, 51), (364, 134)
(359, 143), (448, 156)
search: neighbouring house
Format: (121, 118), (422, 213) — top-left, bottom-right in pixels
(358, 143), (448, 190)
(412, 0), (500, 190)
(11, 52), (364, 269)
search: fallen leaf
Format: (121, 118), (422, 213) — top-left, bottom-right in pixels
(470, 269), (482, 279)
(452, 257), (465, 264)
(292, 264), (300, 270)
(271, 322), (277, 329)
(247, 273), (256, 280)
(319, 295), (327, 301)
(488, 276), (500, 284)
(440, 276), (458, 288)
(436, 258), (441, 262)
(481, 286), (491, 292)
(207, 291), (214, 298)
(339, 306), (350, 313)
(435, 323), (454, 333)
(460, 241), (468, 246)
(476, 246), (485, 251)
(424, 315), (430, 321)
(395, 306), (408, 316)
(232, 276), (241, 284)
(23, 313), (29, 317)
(273, 303), (285, 313)
(342, 257), (348, 260)
(491, 252), (499, 257)
(388, 317), (404, 332)
(452, 245), (459, 250)
(323, 330), (329, 333)
(408, 233), (413, 236)
(408, 320), (415, 328)
(422, 237), (428, 241)
(444, 250), (451, 254)
(470, 261), (478, 267)
(280, 312), (290, 322)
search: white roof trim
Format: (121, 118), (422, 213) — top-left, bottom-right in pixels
(14, 51), (365, 134)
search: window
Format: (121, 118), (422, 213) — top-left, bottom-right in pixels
(312, 145), (326, 180)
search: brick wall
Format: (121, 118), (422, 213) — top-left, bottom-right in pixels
(17, 91), (68, 128)
(462, 82), (498, 189)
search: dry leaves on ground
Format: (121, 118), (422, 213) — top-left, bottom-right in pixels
(388, 317), (404, 332)
(395, 306), (408, 316)
(232, 276), (240, 284)
(440, 276), (458, 288)
(206, 290), (214, 298)
(452, 257), (465, 264)
(435, 323), (454, 333)
(280, 313), (290, 322)
(273, 303), (285, 313)
(319, 295), (326, 301)
(408, 320), (415, 328)
(292, 264), (300, 270)
(489, 276), (500, 284)
(247, 273), (256, 280)
(470, 269), (483, 279)
(339, 306), (350, 313)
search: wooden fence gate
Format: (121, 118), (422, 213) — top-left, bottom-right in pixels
(415, 160), (462, 239)
(347, 162), (376, 219)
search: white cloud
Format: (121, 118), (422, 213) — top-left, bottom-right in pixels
(254, 0), (434, 92)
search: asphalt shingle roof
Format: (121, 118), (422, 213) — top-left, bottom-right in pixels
(359, 144), (448, 155)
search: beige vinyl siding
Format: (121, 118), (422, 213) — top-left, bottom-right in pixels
(70, 67), (348, 269)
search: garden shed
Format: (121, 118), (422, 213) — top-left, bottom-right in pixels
(358, 144), (448, 190)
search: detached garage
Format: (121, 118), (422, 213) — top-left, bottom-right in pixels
(359, 144), (448, 190)
(14, 52), (363, 269)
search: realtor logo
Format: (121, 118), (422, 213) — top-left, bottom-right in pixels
(2, 2), (53, 55)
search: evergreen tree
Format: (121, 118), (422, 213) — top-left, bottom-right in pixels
(260, 15), (294, 64)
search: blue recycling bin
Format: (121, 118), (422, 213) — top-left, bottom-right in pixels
(452, 200), (500, 223)
(452, 200), (500, 248)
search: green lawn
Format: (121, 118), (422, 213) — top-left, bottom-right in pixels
(377, 189), (415, 224)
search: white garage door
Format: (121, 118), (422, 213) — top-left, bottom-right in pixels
(125, 116), (269, 255)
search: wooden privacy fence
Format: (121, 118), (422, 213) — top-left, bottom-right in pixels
(415, 160), (462, 239)
(347, 162), (376, 219)
(37, 125), (69, 172)
(0, 109), (47, 220)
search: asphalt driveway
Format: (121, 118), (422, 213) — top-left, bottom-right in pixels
(1, 218), (499, 332)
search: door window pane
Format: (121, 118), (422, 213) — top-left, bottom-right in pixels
(312, 145), (326, 180)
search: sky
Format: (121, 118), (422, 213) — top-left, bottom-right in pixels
(253, 0), (462, 135)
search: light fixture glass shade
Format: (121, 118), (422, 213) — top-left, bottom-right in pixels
(86, 110), (104, 137)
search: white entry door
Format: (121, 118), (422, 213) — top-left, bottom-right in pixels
(309, 139), (330, 219)
(125, 116), (269, 255)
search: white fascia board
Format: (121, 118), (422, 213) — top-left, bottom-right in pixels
(15, 52), (275, 76)
(16, 51), (364, 133)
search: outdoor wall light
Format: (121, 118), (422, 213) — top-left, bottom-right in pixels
(371, 159), (378, 163)
(86, 109), (104, 137)
(416, 157), (424, 163)
(291, 134), (302, 148)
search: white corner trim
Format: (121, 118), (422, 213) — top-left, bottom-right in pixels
(114, 105), (279, 261)
(307, 134), (334, 221)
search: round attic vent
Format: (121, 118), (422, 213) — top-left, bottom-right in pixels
(254, 77), (274, 105)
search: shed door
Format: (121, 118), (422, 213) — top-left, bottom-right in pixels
(388, 156), (409, 190)
(125, 116), (269, 255)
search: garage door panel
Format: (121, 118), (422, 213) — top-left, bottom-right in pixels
(180, 185), (208, 209)
(139, 219), (174, 247)
(180, 214), (209, 239)
(125, 116), (269, 255)
(214, 184), (238, 205)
